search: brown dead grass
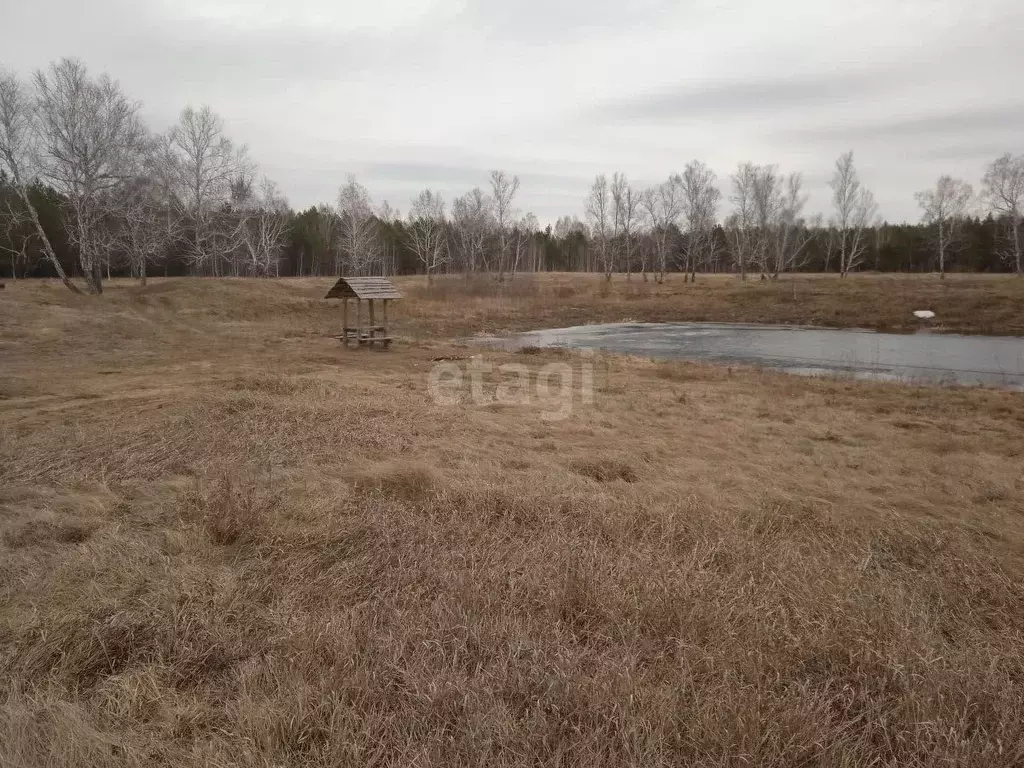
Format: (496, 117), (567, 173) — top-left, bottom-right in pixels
(1, 276), (1023, 766)
(400, 271), (1024, 337)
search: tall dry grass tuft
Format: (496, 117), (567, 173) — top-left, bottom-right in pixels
(182, 475), (280, 547)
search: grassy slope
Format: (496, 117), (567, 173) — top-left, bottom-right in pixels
(1, 276), (1023, 767)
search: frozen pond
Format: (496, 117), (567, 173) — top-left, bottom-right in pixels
(483, 323), (1024, 390)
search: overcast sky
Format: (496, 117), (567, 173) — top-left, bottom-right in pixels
(4, 0), (1023, 224)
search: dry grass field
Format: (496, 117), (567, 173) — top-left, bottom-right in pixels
(1, 274), (1023, 767)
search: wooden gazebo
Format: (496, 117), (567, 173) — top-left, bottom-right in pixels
(325, 276), (402, 348)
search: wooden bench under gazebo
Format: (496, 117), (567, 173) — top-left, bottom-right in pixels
(324, 276), (402, 348)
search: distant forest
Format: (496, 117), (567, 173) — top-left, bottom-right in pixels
(2, 59), (1022, 292)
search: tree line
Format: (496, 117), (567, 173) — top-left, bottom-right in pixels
(2, 59), (1022, 293)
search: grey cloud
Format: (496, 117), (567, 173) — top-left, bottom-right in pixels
(456, 0), (680, 42)
(919, 142), (1020, 163)
(356, 161), (589, 192)
(592, 70), (889, 122)
(354, 162), (492, 188)
(777, 103), (1024, 143)
(112, 23), (387, 90)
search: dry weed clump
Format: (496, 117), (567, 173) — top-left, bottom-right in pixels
(182, 476), (281, 547)
(3, 519), (96, 549)
(349, 462), (439, 501)
(569, 457), (640, 483)
(1, 276), (1023, 766)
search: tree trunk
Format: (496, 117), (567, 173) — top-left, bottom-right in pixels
(85, 258), (103, 294)
(14, 185), (80, 294)
(1013, 219), (1022, 276)
(938, 219), (945, 278)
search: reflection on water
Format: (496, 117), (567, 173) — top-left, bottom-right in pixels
(480, 323), (1024, 390)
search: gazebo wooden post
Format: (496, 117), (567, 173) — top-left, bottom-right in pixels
(368, 300), (376, 346)
(342, 298), (349, 346)
(355, 299), (362, 346)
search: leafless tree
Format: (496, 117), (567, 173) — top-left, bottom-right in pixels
(0, 195), (36, 278)
(679, 160), (721, 282)
(237, 177), (290, 276)
(586, 174), (613, 280)
(641, 176), (682, 283)
(510, 212), (538, 277)
(769, 174), (815, 278)
(0, 69), (78, 292)
(829, 151), (878, 277)
(489, 170), (519, 280)
(112, 133), (186, 285)
(377, 200), (399, 223)
(406, 189), (449, 281)
(170, 105), (253, 275)
(30, 59), (148, 293)
(452, 187), (493, 273)
(337, 175), (380, 275)
(981, 153), (1024, 275)
(117, 186), (176, 284)
(634, 212), (650, 280)
(610, 173), (640, 279)
(726, 162), (763, 280)
(915, 176), (974, 278)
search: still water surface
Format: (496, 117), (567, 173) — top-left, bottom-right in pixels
(485, 323), (1024, 390)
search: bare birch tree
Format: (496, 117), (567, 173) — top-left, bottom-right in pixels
(30, 59), (148, 293)
(829, 151), (878, 277)
(407, 189), (448, 281)
(586, 174), (613, 280)
(489, 170), (519, 280)
(641, 176), (682, 284)
(170, 105), (253, 275)
(769, 174), (815, 278)
(237, 177), (289, 276)
(0, 194), (36, 279)
(452, 187), (493, 273)
(510, 212), (538, 278)
(915, 175), (974, 278)
(114, 132), (186, 285)
(749, 165), (783, 278)
(679, 160), (721, 282)
(610, 173), (640, 279)
(727, 162), (761, 280)
(981, 153), (1024, 275)
(1, 70), (80, 290)
(337, 175), (380, 275)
